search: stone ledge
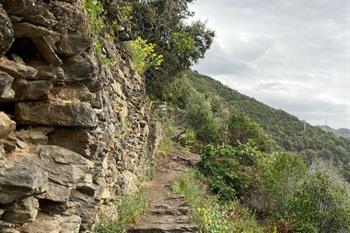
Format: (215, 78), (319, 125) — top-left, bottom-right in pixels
(15, 101), (98, 128)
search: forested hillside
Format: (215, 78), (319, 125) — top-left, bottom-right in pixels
(160, 69), (350, 232)
(186, 71), (350, 180)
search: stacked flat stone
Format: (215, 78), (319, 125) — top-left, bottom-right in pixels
(0, 1), (154, 232)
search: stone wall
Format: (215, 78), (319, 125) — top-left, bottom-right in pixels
(0, 0), (153, 232)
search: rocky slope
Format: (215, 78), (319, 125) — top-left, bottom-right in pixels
(0, 0), (158, 232)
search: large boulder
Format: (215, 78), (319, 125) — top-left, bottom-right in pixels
(15, 102), (98, 127)
(23, 4), (58, 28)
(0, 112), (15, 139)
(0, 0), (34, 16)
(0, 5), (14, 56)
(70, 189), (98, 231)
(0, 165), (48, 204)
(49, 83), (96, 103)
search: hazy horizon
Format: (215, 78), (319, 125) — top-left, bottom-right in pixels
(190, 0), (349, 129)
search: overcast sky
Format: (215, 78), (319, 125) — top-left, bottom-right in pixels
(190, 0), (350, 129)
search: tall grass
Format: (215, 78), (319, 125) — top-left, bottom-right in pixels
(95, 191), (146, 233)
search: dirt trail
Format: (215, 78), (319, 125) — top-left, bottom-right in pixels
(128, 153), (200, 233)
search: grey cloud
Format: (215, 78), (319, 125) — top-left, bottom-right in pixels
(247, 88), (348, 128)
(195, 42), (256, 76)
(255, 82), (290, 92)
(190, 0), (349, 128)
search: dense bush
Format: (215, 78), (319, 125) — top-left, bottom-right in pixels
(162, 74), (194, 108)
(185, 92), (221, 143)
(286, 162), (350, 233)
(198, 141), (350, 232)
(198, 143), (262, 201)
(172, 170), (264, 233)
(258, 152), (308, 214)
(226, 113), (274, 152)
(260, 156), (350, 232)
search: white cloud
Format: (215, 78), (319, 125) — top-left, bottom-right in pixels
(190, 0), (350, 129)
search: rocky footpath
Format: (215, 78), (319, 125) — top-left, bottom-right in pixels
(0, 0), (155, 232)
(128, 154), (200, 233)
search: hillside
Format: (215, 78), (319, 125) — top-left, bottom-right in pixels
(337, 128), (350, 137)
(186, 71), (350, 180)
(319, 125), (350, 138)
(0, 0), (348, 232)
(318, 125), (337, 134)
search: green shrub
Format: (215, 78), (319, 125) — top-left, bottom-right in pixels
(84, 0), (105, 35)
(226, 113), (274, 152)
(165, 120), (175, 137)
(258, 155), (350, 232)
(84, 0), (114, 65)
(126, 37), (163, 75)
(157, 138), (174, 155)
(198, 143), (262, 201)
(185, 128), (196, 143)
(171, 170), (264, 233)
(162, 74), (194, 108)
(258, 152), (308, 214)
(119, 2), (133, 21)
(95, 191), (146, 233)
(156, 120), (175, 155)
(197, 135), (350, 232)
(286, 162), (350, 233)
(185, 92), (220, 143)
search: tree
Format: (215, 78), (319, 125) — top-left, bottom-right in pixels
(108, 0), (215, 78)
(185, 91), (220, 143)
(226, 113), (274, 152)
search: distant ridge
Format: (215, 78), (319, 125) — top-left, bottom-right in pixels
(318, 125), (350, 138)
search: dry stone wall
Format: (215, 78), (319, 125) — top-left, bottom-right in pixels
(0, 1), (154, 232)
